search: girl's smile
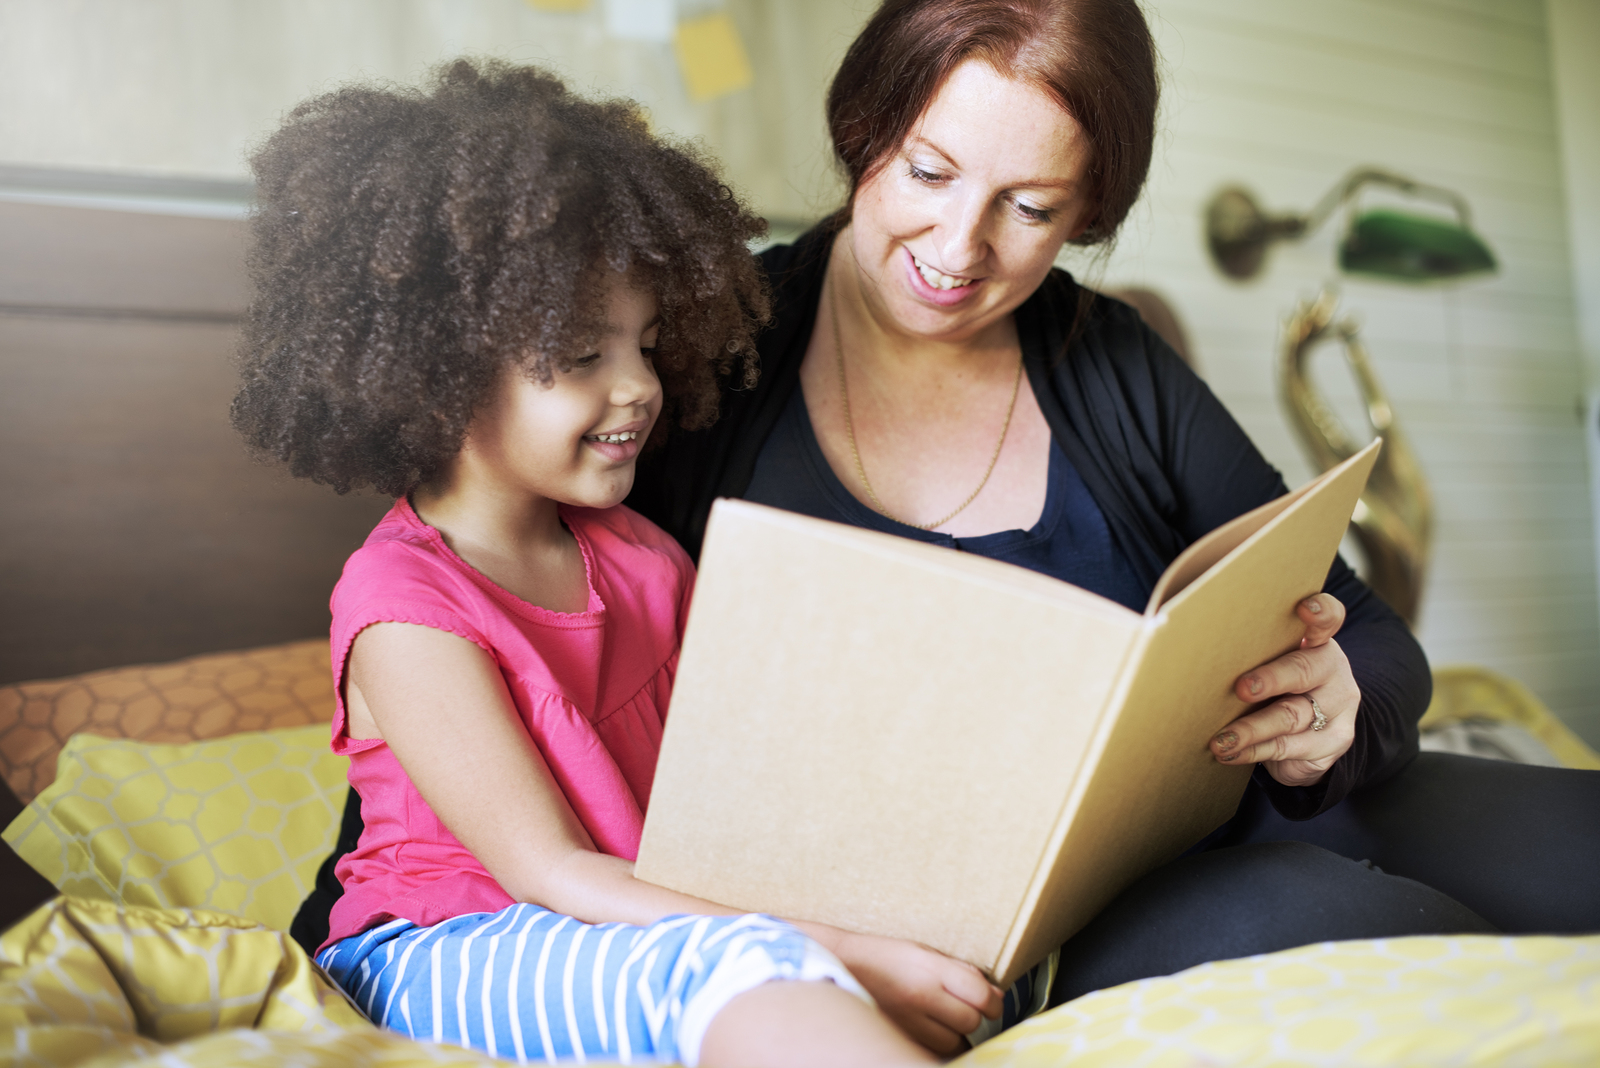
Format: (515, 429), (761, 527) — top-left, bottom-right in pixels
(581, 419), (649, 463)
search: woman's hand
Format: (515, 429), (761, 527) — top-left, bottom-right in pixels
(1209, 593), (1361, 787)
(814, 928), (1003, 1056)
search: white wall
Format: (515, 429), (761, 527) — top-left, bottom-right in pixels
(0, 0), (865, 222)
(1087, 0), (1599, 743)
(2, 0), (1595, 741)
(1545, 0), (1600, 672)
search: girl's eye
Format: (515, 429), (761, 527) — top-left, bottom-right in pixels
(571, 353), (602, 370)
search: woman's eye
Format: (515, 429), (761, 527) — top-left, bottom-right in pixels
(907, 163), (946, 185)
(1011, 197), (1054, 224)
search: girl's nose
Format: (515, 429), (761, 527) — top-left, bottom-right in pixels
(611, 348), (662, 408)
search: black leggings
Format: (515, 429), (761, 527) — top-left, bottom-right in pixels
(1049, 752), (1600, 1005)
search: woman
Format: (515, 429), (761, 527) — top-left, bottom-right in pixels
(626, 0), (1600, 1023)
(298, 0), (1600, 1053)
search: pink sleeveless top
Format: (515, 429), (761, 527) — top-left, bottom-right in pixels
(323, 498), (693, 951)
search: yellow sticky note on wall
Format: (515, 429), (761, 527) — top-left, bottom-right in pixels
(674, 12), (754, 102)
(525, 0), (590, 11)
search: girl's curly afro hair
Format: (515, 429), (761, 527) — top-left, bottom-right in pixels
(232, 58), (769, 497)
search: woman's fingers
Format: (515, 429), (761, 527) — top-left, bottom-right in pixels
(1296, 592), (1345, 648)
(1213, 693), (1353, 768)
(1232, 595), (1347, 704)
(1215, 594), (1361, 790)
(1236, 626), (1344, 703)
(1213, 635), (1361, 787)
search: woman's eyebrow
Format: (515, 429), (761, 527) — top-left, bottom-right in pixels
(904, 136), (1078, 192)
(904, 136), (957, 169)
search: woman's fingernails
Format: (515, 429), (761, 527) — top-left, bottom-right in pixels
(1303, 598), (1322, 614)
(1214, 731), (1237, 751)
(1245, 676), (1263, 695)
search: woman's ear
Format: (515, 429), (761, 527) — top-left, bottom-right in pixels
(1066, 204), (1098, 242)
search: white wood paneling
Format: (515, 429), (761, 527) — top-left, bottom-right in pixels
(1082, 0), (1599, 742)
(0, 0), (868, 222)
(0, 0), (1592, 741)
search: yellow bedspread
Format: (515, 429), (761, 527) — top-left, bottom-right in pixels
(4, 668), (1598, 1066)
(5, 894), (1597, 1067)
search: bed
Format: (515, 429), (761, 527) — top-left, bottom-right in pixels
(4, 639), (1598, 1066)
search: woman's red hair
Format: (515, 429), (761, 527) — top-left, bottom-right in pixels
(826, 0), (1158, 245)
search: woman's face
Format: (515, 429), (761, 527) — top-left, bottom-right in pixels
(846, 59), (1094, 345)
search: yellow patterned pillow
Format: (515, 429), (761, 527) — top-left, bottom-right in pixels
(1, 896), (529, 1068)
(2, 724), (346, 931)
(965, 934), (1600, 1067)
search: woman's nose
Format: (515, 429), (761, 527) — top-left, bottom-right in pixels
(935, 190), (991, 273)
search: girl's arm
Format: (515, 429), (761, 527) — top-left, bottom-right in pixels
(347, 620), (1002, 1055)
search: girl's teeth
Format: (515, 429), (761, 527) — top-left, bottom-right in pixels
(589, 431), (637, 444)
(914, 257), (972, 291)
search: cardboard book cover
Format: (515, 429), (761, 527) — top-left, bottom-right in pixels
(636, 440), (1381, 986)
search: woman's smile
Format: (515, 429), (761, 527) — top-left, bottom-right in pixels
(905, 248), (980, 306)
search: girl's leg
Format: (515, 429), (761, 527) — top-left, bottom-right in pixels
(1046, 840), (1495, 1006)
(317, 906), (922, 1067)
(702, 980), (933, 1067)
(1222, 753), (1600, 933)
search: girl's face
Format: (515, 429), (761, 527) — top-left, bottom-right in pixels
(462, 276), (663, 511)
(846, 59), (1095, 345)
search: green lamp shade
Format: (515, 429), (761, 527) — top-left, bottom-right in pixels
(1339, 209), (1497, 281)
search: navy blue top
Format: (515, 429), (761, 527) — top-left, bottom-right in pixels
(744, 385), (1150, 613)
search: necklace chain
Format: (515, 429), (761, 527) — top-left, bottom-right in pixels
(830, 277), (1023, 532)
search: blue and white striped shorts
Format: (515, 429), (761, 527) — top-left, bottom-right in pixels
(316, 906), (870, 1065)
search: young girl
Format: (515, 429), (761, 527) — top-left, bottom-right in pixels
(232, 60), (999, 1066)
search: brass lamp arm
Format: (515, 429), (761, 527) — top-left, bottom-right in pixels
(1300, 168), (1473, 237)
(1205, 166), (1476, 281)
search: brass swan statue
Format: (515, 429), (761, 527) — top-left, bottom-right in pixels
(1280, 290), (1432, 627)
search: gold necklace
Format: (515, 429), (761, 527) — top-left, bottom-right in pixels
(830, 278), (1023, 531)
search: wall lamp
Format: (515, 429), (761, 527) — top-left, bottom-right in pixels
(1204, 167), (1498, 283)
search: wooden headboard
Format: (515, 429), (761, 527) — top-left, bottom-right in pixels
(0, 191), (389, 685)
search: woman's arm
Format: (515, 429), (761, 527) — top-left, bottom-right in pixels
(347, 620), (1001, 1054)
(1137, 322), (1427, 816)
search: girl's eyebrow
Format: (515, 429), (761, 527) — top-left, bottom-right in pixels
(602, 313), (663, 336)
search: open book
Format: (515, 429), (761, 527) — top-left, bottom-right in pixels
(636, 440), (1381, 986)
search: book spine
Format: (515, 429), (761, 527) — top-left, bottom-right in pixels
(990, 617), (1158, 985)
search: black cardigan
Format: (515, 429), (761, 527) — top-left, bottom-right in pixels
(628, 224), (1428, 820)
(293, 226), (1433, 958)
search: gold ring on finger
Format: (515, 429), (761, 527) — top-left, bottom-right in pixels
(1309, 696), (1327, 732)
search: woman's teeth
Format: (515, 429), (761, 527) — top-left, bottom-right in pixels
(913, 256), (973, 291)
(587, 431), (638, 444)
